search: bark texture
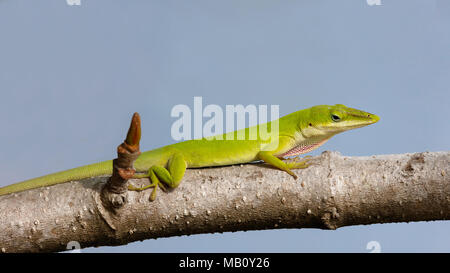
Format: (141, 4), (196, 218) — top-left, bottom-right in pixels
(0, 151), (448, 253)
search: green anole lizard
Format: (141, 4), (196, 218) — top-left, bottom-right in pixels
(0, 104), (379, 200)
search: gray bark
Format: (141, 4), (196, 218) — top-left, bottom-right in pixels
(0, 151), (449, 253)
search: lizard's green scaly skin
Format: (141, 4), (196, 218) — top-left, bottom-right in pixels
(0, 104), (379, 198)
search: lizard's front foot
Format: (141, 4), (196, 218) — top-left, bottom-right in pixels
(284, 156), (311, 169)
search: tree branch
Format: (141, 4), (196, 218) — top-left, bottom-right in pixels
(0, 151), (448, 252)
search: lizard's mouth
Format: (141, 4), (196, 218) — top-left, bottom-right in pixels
(278, 137), (330, 157)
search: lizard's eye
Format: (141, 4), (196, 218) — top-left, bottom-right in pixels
(331, 114), (341, 122)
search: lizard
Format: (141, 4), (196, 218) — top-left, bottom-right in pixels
(0, 104), (379, 200)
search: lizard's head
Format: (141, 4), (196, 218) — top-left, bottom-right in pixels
(302, 104), (380, 136)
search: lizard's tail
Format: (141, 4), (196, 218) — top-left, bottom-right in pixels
(0, 160), (113, 196)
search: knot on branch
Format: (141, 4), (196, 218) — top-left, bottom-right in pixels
(320, 207), (340, 230)
(100, 113), (141, 211)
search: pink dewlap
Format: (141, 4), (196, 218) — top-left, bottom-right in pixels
(279, 138), (329, 157)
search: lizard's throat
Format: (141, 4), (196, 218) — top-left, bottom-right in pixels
(278, 137), (330, 157)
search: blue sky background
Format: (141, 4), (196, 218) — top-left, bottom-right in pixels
(0, 0), (449, 252)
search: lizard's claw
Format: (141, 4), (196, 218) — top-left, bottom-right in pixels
(128, 180), (167, 201)
(128, 180), (156, 191)
(284, 156), (310, 170)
